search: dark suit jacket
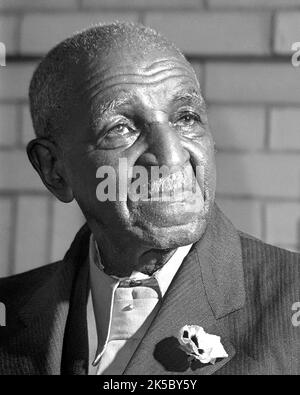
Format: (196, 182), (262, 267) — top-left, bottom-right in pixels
(0, 204), (299, 375)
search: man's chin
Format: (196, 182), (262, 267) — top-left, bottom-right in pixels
(128, 193), (205, 227)
(131, 209), (209, 250)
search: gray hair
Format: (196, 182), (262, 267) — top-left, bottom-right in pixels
(29, 22), (185, 142)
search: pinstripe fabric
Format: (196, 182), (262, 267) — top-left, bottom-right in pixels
(218, 234), (300, 375)
(0, 204), (299, 375)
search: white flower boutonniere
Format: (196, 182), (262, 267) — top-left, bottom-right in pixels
(178, 325), (228, 365)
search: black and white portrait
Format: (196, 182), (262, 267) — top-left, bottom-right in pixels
(0, 0), (300, 377)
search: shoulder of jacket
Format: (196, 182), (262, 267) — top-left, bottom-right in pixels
(239, 230), (300, 264)
(0, 260), (63, 301)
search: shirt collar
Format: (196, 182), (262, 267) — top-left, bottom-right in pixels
(88, 234), (192, 365)
(89, 234), (192, 297)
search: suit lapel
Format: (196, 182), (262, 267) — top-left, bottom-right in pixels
(0, 260), (75, 374)
(124, 204), (245, 375)
(124, 247), (236, 375)
(60, 256), (90, 375)
(0, 224), (91, 375)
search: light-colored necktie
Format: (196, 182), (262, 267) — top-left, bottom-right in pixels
(96, 280), (161, 375)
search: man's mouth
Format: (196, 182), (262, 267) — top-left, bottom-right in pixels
(127, 178), (205, 228)
(127, 165), (204, 204)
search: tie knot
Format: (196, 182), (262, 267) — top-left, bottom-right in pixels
(118, 277), (162, 298)
(119, 279), (143, 287)
(119, 277), (157, 288)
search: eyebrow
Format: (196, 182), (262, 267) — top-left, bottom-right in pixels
(90, 89), (206, 130)
(95, 93), (135, 118)
(90, 93), (135, 130)
(171, 90), (206, 111)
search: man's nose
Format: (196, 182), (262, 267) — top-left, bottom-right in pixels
(137, 122), (189, 168)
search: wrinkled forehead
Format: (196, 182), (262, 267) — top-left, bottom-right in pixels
(72, 46), (199, 104)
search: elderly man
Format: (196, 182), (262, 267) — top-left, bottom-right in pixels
(0, 22), (299, 376)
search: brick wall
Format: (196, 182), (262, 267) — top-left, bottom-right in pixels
(0, 0), (300, 276)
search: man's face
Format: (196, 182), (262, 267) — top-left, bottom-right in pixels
(61, 46), (216, 250)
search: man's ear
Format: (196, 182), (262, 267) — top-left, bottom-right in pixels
(27, 138), (74, 203)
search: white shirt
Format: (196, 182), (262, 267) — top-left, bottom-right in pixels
(87, 234), (192, 375)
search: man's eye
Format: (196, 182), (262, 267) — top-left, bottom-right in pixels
(97, 122), (139, 149)
(174, 113), (200, 128)
(107, 123), (132, 136)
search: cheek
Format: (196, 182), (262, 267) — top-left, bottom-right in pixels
(202, 140), (217, 199)
(204, 138), (216, 179)
(66, 150), (133, 217)
(182, 136), (216, 187)
(63, 150), (105, 205)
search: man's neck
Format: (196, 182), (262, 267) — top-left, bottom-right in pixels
(135, 248), (177, 276)
(91, 229), (176, 277)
